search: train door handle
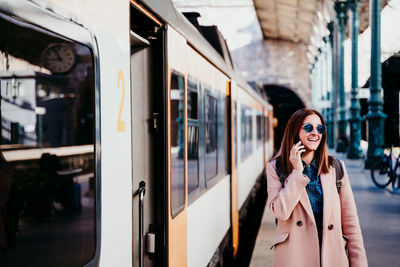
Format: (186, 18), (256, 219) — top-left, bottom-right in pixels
(138, 181), (146, 267)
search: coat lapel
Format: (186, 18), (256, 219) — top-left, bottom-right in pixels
(321, 167), (334, 228)
(299, 188), (316, 225)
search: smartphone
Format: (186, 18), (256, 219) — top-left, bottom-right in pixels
(295, 136), (302, 144)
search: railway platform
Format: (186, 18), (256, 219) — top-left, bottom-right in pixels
(249, 150), (400, 267)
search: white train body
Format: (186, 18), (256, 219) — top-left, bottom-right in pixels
(0, 0), (274, 266)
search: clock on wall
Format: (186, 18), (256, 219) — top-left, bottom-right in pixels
(43, 43), (76, 74)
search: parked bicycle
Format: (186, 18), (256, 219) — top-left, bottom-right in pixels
(370, 146), (400, 190)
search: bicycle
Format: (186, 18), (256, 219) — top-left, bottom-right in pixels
(370, 146), (400, 190)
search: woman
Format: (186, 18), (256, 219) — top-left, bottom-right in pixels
(267, 108), (367, 267)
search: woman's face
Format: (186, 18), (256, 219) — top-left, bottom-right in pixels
(298, 114), (323, 151)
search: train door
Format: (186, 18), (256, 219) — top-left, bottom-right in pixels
(129, 3), (166, 267)
(166, 24), (192, 266)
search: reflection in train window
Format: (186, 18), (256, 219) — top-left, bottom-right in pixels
(187, 125), (199, 193)
(241, 106), (253, 161)
(262, 115), (265, 144)
(224, 97), (229, 172)
(241, 106), (248, 161)
(249, 109), (253, 154)
(265, 116), (270, 142)
(187, 79), (198, 120)
(257, 114), (263, 146)
(205, 93), (217, 181)
(187, 78), (199, 194)
(170, 72), (185, 217)
(233, 101), (237, 167)
(0, 15), (95, 266)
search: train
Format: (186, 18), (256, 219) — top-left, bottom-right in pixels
(0, 0), (274, 266)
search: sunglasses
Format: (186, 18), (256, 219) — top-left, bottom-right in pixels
(303, 123), (326, 134)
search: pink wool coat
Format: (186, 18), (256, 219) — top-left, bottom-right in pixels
(267, 160), (368, 267)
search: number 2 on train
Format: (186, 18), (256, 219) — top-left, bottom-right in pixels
(117, 70), (126, 132)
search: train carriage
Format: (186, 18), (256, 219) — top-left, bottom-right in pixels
(0, 0), (274, 266)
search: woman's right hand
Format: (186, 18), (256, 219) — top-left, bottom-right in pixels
(289, 141), (306, 172)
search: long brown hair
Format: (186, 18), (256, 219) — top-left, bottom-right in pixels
(273, 108), (333, 175)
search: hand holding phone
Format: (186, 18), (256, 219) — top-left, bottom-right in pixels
(290, 136), (305, 172)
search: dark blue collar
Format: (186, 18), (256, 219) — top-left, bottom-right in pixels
(302, 158), (318, 169)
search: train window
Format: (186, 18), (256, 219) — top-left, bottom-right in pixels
(262, 115), (266, 144)
(187, 125), (199, 193)
(170, 72), (185, 217)
(205, 93), (218, 181)
(233, 101), (237, 167)
(257, 114), (263, 146)
(0, 15), (96, 266)
(187, 79), (198, 120)
(249, 109), (253, 154)
(240, 106), (246, 161)
(241, 106), (253, 161)
(187, 78), (199, 194)
(224, 96), (229, 173)
(241, 106), (248, 161)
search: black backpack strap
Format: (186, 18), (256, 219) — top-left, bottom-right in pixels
(275, 158), (287, 188)
(333, 158), (344, 193)
(278, 171), (286, 188)
(274, 158), (287, 226)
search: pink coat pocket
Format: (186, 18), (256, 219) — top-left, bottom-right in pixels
(270, 232), (289, 250)
(342, 234), (349, 257)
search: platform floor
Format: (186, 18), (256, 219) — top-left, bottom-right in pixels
(250, 150), (400, 267)
(248, 201), (274, 267)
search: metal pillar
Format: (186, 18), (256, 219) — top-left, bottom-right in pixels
(322, 45), (328, 104)
(347, 0), (363, 159)
(334, 1), (349, 153)
(327, 22), (335, 149)
(321, 41), (328, 125)
(312, 58), (320, 109)
(311, 67), (315, 107)
(318, 45), (326, 125)
(365, 0), (387, 168)
(316, 52), (322, 109)
(319, 48), (325, 107)
(324, 36), (332, 146)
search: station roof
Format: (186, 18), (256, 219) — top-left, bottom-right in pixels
(253, 0), (374, 57)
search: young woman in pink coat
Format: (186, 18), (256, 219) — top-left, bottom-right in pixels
(267, 108), (368, 267)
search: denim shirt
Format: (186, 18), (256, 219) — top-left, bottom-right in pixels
(302, 159), (323, 246)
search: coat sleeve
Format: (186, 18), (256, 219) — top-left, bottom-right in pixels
(267, 160), (310, 221)
(339, 161), (368, 267)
